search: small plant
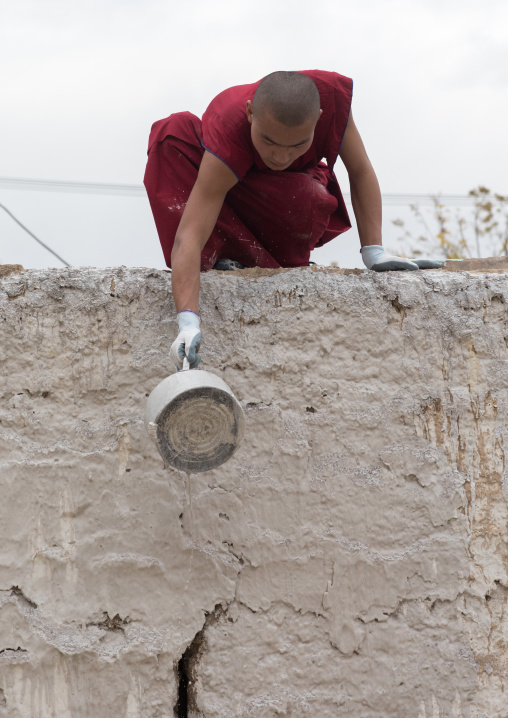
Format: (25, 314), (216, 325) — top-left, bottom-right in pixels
(391, 186), (508, 260)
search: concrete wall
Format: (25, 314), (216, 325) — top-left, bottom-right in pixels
(0, 264), (507, 717)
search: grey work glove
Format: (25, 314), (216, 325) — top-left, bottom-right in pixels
(361, 245), (442, 271)
(170, 310), (202, 370)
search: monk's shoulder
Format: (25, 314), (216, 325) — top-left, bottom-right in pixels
(204, 82), (258, 128)
(298, 69), (353, 98)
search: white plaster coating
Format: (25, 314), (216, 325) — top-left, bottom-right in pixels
(0, 265), (507, 717)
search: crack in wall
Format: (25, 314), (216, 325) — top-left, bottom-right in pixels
(2, 587), (156, 660)
(174, 605), (225, 718)
(0, 648), (28, 655)
(86, 612), (131, 633)
(0, 646), (30, 665)
(10, 586), (37, 609)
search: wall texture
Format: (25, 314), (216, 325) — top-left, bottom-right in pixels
(0, 264), (507, 718)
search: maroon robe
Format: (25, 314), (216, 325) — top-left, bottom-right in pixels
(144, 70), (353, 270)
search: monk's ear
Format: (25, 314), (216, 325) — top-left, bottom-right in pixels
(246, 100), (254, 124)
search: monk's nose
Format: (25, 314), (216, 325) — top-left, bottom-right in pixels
(273, 150), (290, 164)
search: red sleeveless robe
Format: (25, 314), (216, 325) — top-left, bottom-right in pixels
(144, 70), (353, 270)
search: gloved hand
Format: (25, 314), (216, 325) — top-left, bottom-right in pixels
(170, 310), (202, 370)
(361, 245), (442, 272)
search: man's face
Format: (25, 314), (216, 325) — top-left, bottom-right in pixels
(246, 100), (320, 171)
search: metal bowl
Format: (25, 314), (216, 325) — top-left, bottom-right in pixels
(144, 367), (245, 473)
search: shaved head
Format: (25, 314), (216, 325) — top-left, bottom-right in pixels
(252, 71), (321, 127)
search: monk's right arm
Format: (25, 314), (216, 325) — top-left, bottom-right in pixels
(170, 151), (238, 368)
(171, 151), (238, 311)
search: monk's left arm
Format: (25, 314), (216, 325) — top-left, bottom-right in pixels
(339, 113), (442, 272)
(338, 111), (382, 248)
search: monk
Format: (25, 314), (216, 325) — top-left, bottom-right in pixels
(144, 71), (440, 369)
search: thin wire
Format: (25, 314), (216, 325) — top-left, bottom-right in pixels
(0, 176), (145, 197)
(0, 203), (70, 267)
(1, 175), (504, 206)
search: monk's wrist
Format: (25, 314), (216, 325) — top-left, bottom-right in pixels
(177, 310), (200, 331)
(360, 245), (384, 269)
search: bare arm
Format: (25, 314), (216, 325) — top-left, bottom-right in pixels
(339, 111), (382, 247)
(171, 151), (238, 313)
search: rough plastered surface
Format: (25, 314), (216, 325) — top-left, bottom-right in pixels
(0, 265), (507, 718)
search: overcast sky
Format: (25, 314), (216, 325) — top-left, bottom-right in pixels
(1, 0), (507, 269)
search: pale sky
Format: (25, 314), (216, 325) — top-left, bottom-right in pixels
(1, 0), (507, 269)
